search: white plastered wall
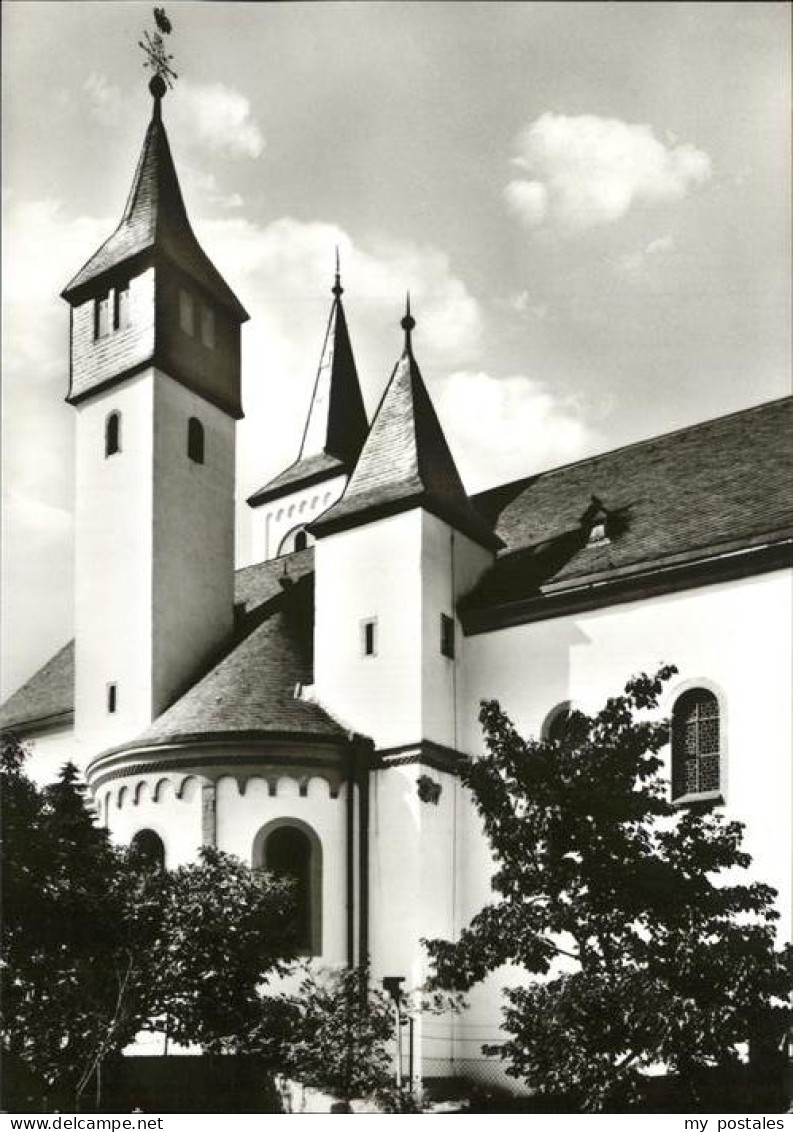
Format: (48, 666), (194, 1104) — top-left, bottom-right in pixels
(446, 568), (793, 1087)
(151, 374), (235, 717)
(215, 772), (349, 966)
(73, 368), (235, 758)
(102, 773), (203, 869)
(314, 511), (423, 744)
(74, 372), (155, 757)
(23, 726), (81, 787)
(249, 473), (347, 563)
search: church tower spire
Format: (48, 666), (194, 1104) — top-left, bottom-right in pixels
(297, 252), (369, 467)
(62, 64), (247, 418)
(245, 255), (369, 558)
(63, 15), (245, 752)
(312, 300), (499, 550)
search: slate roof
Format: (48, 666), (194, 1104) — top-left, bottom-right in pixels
(0, 641), (74, 732)
(3, 399), (790, 737)
(61, 96), (248, 320)
(0, 551), (345, 744)
(132, 556), (347, 747)
(247, 274), (367, 508)
(465, 396), (793, 612)
(247, 452), (347, 509)
(311, 316), (501, 550)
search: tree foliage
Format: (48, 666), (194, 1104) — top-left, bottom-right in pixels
(1, 738), (296, 1109)
(275, 967), (396, 1103)
(425, 668), (790, 1111)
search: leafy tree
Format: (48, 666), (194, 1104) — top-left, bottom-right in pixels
(1, 739), (297, 1110)
(425, 668), (790, 1112)
(270, 967), (457, 1111)
(147, 847), (296, 1054)
(276, 967), (396, 1105)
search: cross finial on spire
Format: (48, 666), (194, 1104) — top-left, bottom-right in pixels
(401, 292), (416, 354)
(139, 7), (178, 109)
(332, 246), (343, 298)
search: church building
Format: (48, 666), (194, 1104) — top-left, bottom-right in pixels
(2, 74), (791, 1088)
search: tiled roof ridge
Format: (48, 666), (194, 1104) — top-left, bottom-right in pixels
(474, 395), (792, 502)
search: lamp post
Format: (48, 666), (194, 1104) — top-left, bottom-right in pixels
(381, 976), (405, 1091)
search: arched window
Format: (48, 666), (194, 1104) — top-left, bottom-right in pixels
(672, 688), (721, 800)
(252, 820), (322, 955)
(130, 828), (165, 870)
(277, 525), (313, 556)
(105, 411), (121, 457)
(187, 417), (204, 464)
(543, 702), (572, 742)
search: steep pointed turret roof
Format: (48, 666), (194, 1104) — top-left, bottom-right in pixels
(62, 87), (247, 320)
(247, 259), (368, 507)
(311, 298), (501, 549)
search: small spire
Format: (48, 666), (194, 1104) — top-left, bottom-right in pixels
(332, 246), (343, 298)
(401, 292), (416, 354)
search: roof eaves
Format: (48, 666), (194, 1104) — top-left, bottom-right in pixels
(461, 537), (792, 633)
(246, 456), (348, 508)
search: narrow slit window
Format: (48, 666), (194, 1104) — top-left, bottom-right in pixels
(114, 284), (130, 331)
(362, 619), (377, 657)
(107, 683), (117, 714)
(105, 411), (121, 457)
(187, 417), (205, 464)
(441, 613), (455, 659)
(95, 292), (111, 339)
(179, 289), (194, 336)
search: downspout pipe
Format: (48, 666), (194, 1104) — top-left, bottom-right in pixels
(345, 745), (355, 968)
(355, 736), (373, 966)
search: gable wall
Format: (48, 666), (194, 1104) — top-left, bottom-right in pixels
(249, 474), (347, 563)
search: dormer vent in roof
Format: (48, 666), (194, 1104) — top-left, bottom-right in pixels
(580, 495), (612, 546)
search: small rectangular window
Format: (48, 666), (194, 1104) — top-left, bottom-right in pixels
(179, 289), (194, 336)
(201, 305), (215, 348)
(441, 613), (455, 659)
(95, 293), (111, 339)
(361, 618), (377, 658)
(114, 284), (130, 331)
(107, 683), (118, 714)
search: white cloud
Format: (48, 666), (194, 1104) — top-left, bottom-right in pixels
(181, 165), (245, 210)
(169, 80), (265, 159)
(2, 198), (111, 306)
(645, 234), (674, 256)
(82, 74), (264, 173)
(616, 232), (675, 276)
(84, 72), (123, 126)
(436, 371), (599, 491)
(1, 491), (74, 698)
(506, 113), (711, 232)
(503, 290), (548, 320)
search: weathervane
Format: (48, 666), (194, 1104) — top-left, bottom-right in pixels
(139, 7), (177, 98)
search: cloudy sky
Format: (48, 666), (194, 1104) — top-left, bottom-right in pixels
(2, 1), (790, 695)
